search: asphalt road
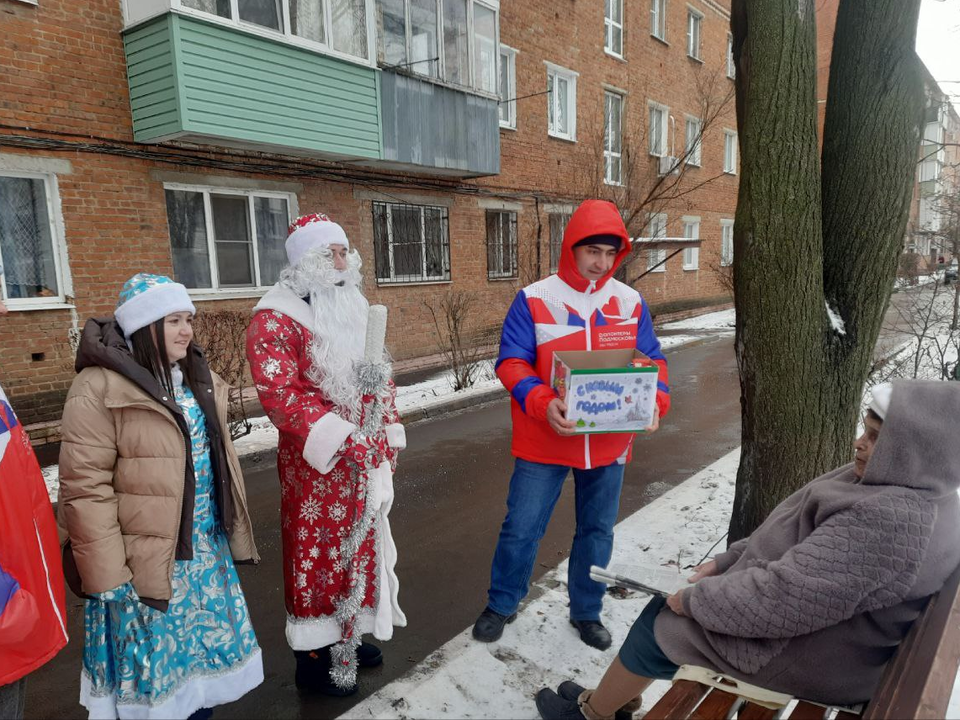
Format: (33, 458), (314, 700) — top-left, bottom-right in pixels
(25, 334), (740, 719)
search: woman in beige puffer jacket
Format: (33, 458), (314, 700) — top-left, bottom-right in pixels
(58, 274), (262, 720)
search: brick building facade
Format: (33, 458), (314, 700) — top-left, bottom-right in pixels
(0, 0), (738, 426)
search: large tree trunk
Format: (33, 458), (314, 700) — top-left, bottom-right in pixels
(728, 0), (923, 542)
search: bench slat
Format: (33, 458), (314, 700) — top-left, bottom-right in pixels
(788, 701), (828, 719)
(690, 689), (740, 719)
(646, 680), (711, 720)
(736, 703), (778, 720)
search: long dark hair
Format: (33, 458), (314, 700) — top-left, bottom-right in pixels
(130, 317), (198, 396)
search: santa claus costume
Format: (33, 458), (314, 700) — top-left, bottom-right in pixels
(246, 214), (406, 694)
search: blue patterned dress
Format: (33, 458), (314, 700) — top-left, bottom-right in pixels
(80, 373), (262, 719)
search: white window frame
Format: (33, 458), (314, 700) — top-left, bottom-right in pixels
(604, 90), (625, 186)
(605, 0), (624, 58)
(720, 218), (734, 267)
(173, 0), (378, 69)
(650, 0), (666, 41)
(684, 115), (702, 166)
(726, 32), (735, 79)
(681, 216), (699, 270)
(163, 182), (297, 299)
(498, 44), (517, 129)
(0, 171), (72, 311)
(920, 156), (940, 182)
(468, 0), (501, 96)
(546, 62), (578, 142)
(686, 7), (702, 61)
(648, 101), (669, 157)
(646, 213), (667, 273)
(723, 129), (738, 174)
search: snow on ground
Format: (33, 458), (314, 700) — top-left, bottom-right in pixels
(661, 309), (735, 332)
(894, 273), (941, 291)
(343, 450), (740, 720)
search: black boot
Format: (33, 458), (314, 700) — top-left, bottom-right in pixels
(557, 682), (638, 720)
(535, 688), (587, 720)
(472, 608), (517, 642)
(358, 641), (383, 668)
(187, 709), (213, 720)
(570, 619), (612, 650)
(294, 648), (359, 696)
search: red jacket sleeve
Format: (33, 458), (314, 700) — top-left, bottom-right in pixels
(246, 310), (337, 443)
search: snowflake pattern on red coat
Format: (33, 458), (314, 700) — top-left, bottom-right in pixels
(246, 310), (400, 623)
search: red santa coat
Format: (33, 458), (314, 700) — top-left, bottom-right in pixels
(246, 285), (406, 651)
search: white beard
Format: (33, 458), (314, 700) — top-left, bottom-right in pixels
(279, 248), (368, 422)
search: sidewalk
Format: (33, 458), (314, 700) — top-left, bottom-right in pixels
(342, 449), (741, 719)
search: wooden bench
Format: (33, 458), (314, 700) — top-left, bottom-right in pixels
(643, 563), (960, 720)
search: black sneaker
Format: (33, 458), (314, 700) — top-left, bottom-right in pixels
(569, 619), (612, 650)
(535, 688), (586, 720)
(472, 607), (517, 642)
(294, 649), (358, 696)
(557, 681), (638, 720)
(358, 641), (383, 668)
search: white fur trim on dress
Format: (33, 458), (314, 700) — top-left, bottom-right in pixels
(253, 285), (315, 332)
(303, 413), (356, 474)
(385, 422), (406, 450)
(79, 648), (263, 720)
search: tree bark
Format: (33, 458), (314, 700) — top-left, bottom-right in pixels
(728, 0), (923, 542)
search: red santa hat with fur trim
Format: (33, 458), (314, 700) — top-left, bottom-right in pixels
(285, 213), (350, 267)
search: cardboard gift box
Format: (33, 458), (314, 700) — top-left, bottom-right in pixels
(550, 348), (660, 434)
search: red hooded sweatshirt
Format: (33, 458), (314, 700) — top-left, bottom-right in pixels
(495, 199), (670, 469)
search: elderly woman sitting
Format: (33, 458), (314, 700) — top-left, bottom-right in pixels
(537, 381), (960, 720)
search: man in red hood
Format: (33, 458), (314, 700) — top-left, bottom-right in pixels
(473, 200), (670, 650)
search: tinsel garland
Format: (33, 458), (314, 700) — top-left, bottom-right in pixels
(327, 359), (393, 689)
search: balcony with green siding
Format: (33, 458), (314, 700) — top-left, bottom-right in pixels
(123, 12), (383, 162)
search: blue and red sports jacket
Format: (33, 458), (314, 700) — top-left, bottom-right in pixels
(496, 199), (670, 469)
(0, 384), (68, 685)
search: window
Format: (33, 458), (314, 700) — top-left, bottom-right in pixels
(442, 0), (469, 85)
(649, 102), (669, 156)
(920, 157), (940, 182)
(499, 45), (517, 129)
(549, 211), (572, 273)
(687, 9), (702, 60)
(726, 32), (735, 79)
(684, 116), (702, 166)
(547, 64), (578, 141)
(923, 121), (943, 145)
(723, 130), (738, 174)
(473, 2), (497, 93)
(183, 0), (370, 60)
(163, 186), (292, 292)
(646, 213), (667, 273)
(604, 91), (624, 185)
(372, 201), (450, 283)
(0, 173), (68, 307)
(682, 217), (699, 270)
(375, 0), (499, 90)
(650, 0), (666, 40)
(486, 210), (518, 279)
(720, 219), (734, 266)
(605, 0), (624, 57)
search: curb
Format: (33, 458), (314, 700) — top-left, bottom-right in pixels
(399, 385), (507, 425)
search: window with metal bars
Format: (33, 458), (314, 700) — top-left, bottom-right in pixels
(373, 201), (451, 283)
(0, 173), (65, 306)
(548, 211), (571, 274)
(486, 210), (518, 279)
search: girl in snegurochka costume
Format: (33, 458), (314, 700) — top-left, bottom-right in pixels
(57, 274), (262, 719)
